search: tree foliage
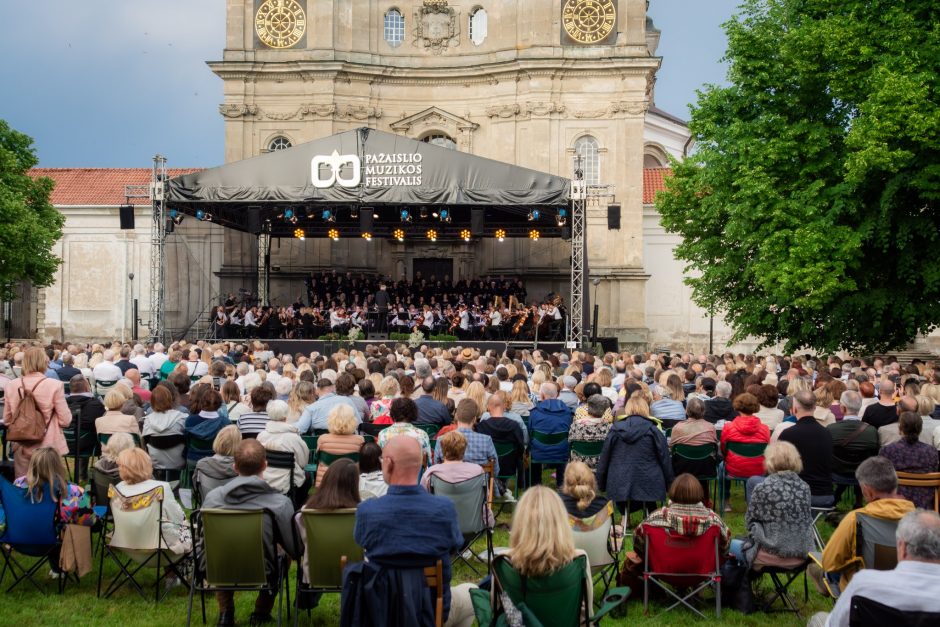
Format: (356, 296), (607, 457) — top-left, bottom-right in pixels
(656, 0), (940, 354)
(0, 119), (63, 299)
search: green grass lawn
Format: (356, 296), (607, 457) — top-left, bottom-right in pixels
(0, 478), (838, 626)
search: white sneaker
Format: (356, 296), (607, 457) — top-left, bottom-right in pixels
(502, 492), (516, 503)
(48, 570), (62, 579)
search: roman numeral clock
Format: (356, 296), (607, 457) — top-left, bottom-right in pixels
(561, 0), (618, 45)
(255, 0), (306, 49)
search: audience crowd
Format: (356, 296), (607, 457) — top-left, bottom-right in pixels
(1, 339), (939, 625)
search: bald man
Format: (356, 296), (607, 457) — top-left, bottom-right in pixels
(352, 437), (464, 623)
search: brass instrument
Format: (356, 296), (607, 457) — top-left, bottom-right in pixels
(512, 307), (529, 335)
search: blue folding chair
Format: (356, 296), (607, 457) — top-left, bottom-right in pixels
(0, 477), (66, 594)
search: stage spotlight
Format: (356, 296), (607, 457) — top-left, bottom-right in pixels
(495, 228), (506, 242)
(284, 208), (295, 221)
(328, 228), (340, 241)
(556, 208), (567, 227)
(321, 209), (335, 222)
(528, 209), (541, 221)
(195, 209), (212, 222)
(393, 228), (406, 242)
(169, 209), (184, 225)
(294, 228), (305, 240)
(432, 210), (439, 218)
(420, 207), (428, 219)
(460, 229), (471, 242)
(439, 208), (451, 223)
(361, 232), (372, 241)
(529, 228), (540, 241)
(350, 206), (360, 219)
(426, 228), (437, 242)
(400, 209), (412, 223)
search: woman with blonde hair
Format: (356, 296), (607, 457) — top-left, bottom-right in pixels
(592, 368), (618, 405)
(193, 425), (241, 497)
(287, 380), (316, 423)
(812, 385), (836, 426)
(95, 387), (141, 437)
(506, 486), (593, 607)
(560, 461), (613, 529)
(314, 404), (365, 487)
(509, 379), (534, 416)
(370, 376), (401, 424)
(465, 381), (487, 419)
(2, 346), (71, 476)
(93, 432), (136, 481)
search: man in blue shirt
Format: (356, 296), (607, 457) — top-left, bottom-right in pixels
(295, 377), (360, 433)
(414, 376), (452, 426)
(354, 436), (465, 624)
(433, 399), (499, 476)
(528, 381), (573, 485)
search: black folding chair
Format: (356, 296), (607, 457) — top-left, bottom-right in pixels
(265, 450), (298, 505)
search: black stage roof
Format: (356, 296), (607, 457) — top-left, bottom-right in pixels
(166, 128), (572, 239)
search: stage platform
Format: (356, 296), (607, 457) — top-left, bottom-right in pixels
(264, 338), (572, 356)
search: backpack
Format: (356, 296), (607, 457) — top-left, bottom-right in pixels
(7, 378), (53, 443)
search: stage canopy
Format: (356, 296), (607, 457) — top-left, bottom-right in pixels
(166, 128), (571, 239)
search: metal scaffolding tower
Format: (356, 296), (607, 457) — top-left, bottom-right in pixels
(149, 155), (168, 343)
(567, 159), (587, 347)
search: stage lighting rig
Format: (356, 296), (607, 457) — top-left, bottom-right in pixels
(495, 229), (506, 242)
(400, 209), (412, 223)
(460, 229), (471, 242)
(294, 228), (305, 240)
(529, 229), (540, 241)
(283, 208), (298, 224)
(556, 208), (567, 227)
(393, 228), (406, 242)
(350, 206), (360, 219)
(439, 208), (452, 223)
(361, 232), (372, 241)
(426, 228), (438, 242)
(328, 228), (340, 241)
(195, 209), (213, 222)
(420, 207), (428, 219)
(321, 209), (336, 222)
(169, 209), (184, 225)
(528, 209), (541, 221)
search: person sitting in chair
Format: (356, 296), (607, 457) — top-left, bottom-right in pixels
(808, 510), (940, 627)
(201, 439), (299, 627)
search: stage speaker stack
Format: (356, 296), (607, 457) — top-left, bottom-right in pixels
(360, 208), (374, 235)
(119, 205), (135, 230)
(367, 332), (387, 341)
(471, 208), (484, 236)
(607, 204), (621, 230)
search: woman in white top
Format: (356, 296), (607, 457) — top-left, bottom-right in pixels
(256, 400), (309, 507)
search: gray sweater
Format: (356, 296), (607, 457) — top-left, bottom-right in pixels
(743, 470), (815, 565)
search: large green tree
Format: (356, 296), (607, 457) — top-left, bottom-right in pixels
(656, 0), (940, 354)
(0, 120), (63, 299)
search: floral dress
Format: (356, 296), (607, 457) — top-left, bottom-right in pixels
(568, 415), (611, 470)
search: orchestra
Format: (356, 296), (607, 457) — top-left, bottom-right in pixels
(210, 271), (566, 341)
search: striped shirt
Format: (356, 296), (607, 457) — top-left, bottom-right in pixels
(237, 411), (269, 437)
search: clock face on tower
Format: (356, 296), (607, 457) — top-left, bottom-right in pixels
(255, 0), (306, 49)
(562, 0), (617, 45)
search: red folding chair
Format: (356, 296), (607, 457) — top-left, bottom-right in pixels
(641, 524), (723, 618)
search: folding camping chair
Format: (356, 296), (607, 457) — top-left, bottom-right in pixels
(672, 442), (719, 506)
(856, 512), (900, 571)
(849, 596), (940, 627)
(572, 504), (621, 604)
(97, 483), (191, 602)
(0, 477), (68, 594)
(144, 433), (187, 483)
(750, 554), (809, 616)
(265, 450), (298, 504)
(471, 554), (630, 626)
(62, 422), (98, 484)
(428, 473), (493, 576)
(293, 508), (362, 625)
(187, 509), (289, 626)
(570, 439), (605, 468)
(640, 524), (722, 618)
(718, 441), (767, 511)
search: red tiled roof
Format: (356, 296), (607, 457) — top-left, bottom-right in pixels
(29, 167), (672, 207)
(29, 168), (202, 206)
(643, 167), (672, 204)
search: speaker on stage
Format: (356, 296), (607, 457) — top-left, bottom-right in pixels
(119, 205), (135, 230)
(367, 332), (387, 341)
(607, 204), (621, 230)
(561, 225), (571, 240)
(246, 210), (262, 235)
(360, 209), (374, 235)
(471, 209), (484, 236)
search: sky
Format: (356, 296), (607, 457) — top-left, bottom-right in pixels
(0, 1), (739, 168)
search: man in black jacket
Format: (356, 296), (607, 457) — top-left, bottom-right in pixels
(66, 375), (105, 482)
(704, 380), (738, 424)
(374, 283), (390, 334)
(779, 390), (835, 507)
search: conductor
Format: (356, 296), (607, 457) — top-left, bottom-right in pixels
(374, 282), (390, 334)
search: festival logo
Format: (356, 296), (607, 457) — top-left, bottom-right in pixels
(311, 151), (361, 189)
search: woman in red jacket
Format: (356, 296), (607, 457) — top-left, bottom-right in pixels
(720, 392), (770, 511)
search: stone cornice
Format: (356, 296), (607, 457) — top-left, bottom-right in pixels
(208, 56), (659, 87)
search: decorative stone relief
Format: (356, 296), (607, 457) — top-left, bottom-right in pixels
(485, 101), (567, 119)
(572, 100), (648, 119)
(252, 103), (381, 121)
(412, 1), (460, 55)
(219, 103), (259, 118)
(390, 106), (478, 151)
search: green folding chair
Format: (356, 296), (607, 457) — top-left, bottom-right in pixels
(301, 435), (319, 476)
(293, 508), (362, 624)
(414, 423), (441, 442)
(471, 554), (629, 626)
(718, 441), (766, 511)
(492, 440), (523, 499)
(672, 442), (719, 505)
(528, 430), (568, 486)
(97, 431), (142, 450)
(187, 509), (290, 626)
(570, 439), (605, 467)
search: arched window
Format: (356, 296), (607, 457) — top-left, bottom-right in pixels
(469, 8), (488, 45)
(422, 134), (457, 150)
(267, 136), (292, 152)
(644, 143), (669, 168)
(384, 9), (405, 47)
(574, 136), (600, 185)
